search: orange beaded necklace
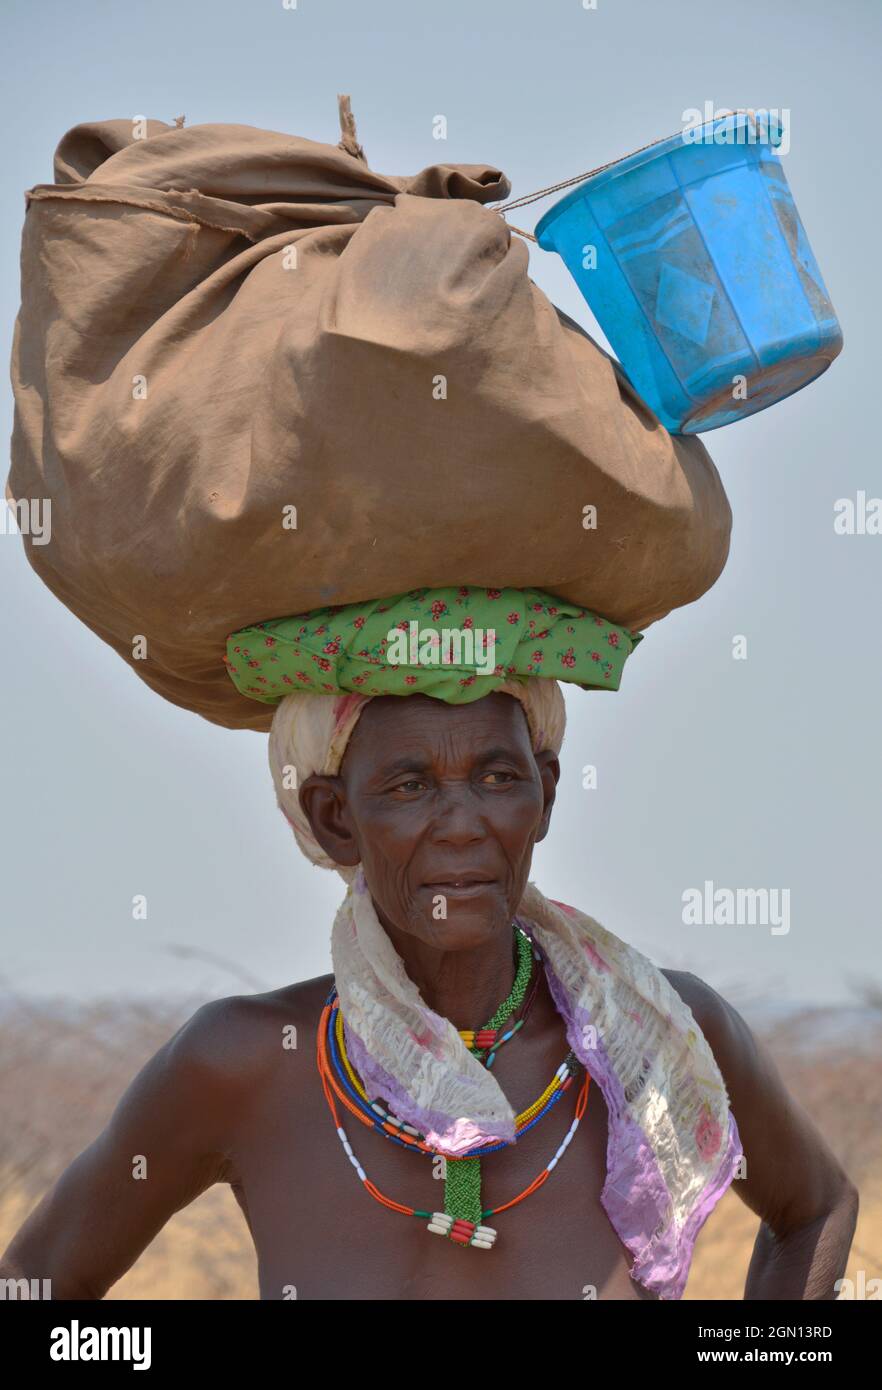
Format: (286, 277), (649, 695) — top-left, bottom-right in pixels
(316, 989), (590, 1249)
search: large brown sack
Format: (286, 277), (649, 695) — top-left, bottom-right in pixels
(8, 107), (732, 733)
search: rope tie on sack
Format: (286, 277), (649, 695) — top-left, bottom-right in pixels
(337, 93), (368, 164)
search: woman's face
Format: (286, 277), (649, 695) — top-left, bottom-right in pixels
(300, 692), (559, 950)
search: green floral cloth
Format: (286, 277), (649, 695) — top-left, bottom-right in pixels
(225, 586), (643, 706)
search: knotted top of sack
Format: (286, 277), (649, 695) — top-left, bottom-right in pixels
(43, 92), (511, 224)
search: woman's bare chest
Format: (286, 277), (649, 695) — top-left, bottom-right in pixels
(229, 1046), (657, 1301)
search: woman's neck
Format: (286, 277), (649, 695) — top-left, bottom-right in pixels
(377, 912), (521, 1030)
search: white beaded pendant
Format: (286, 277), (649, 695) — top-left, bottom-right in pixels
(426, 1212), (498, 1248)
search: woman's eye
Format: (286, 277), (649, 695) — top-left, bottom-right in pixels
(389, 771), (516, 792)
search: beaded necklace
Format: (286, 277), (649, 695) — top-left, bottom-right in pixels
(445, 924), (533, 1224)
(316, 923), (591, 1251)
(457, 924), (535, 1064)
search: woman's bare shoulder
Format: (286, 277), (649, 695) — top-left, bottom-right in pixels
(659, 967), (744, 1062)
(173, 973), (335, 1094)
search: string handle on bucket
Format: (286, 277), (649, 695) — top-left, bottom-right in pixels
(490, 109), (773, 243)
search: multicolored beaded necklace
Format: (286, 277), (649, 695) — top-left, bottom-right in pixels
(316, 922), (591, 1250)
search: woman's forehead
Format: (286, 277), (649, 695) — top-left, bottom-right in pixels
(342, 692), (532, 772)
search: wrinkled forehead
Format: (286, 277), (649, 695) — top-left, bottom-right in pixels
(340, 691), (534, 779)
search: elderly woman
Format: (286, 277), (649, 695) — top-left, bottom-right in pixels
(0, 588), (858, 1300)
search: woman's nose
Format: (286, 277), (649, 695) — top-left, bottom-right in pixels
(430, 785), (486, 843)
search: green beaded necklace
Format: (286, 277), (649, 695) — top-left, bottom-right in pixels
(444, 925), (535, 1227)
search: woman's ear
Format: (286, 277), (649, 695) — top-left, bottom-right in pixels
(533, 750), (560, 843)
(298, 774), (362, 867)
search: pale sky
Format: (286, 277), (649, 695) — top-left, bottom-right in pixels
(1, 0), (879, 1010)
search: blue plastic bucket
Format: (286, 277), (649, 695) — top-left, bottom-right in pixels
(535, 112), (842, 433)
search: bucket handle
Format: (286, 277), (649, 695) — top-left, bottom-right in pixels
(492, 108), (775, 242)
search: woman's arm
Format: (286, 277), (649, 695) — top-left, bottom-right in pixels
(0, 997), (249, 1299)
(665, 971), (859, 1300)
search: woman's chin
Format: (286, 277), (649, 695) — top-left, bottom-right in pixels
(416, 898), (513, 950)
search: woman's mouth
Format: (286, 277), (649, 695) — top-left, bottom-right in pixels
(421, 879), (498, 898)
